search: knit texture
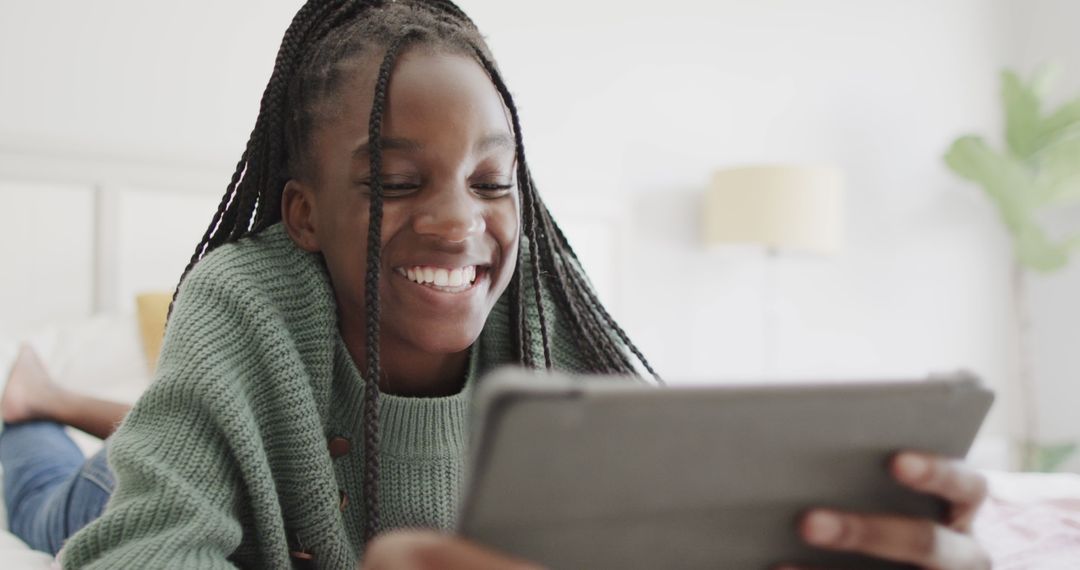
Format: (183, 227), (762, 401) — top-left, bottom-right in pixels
(60, 223), (591, 569)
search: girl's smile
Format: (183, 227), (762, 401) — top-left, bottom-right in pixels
(394, 264), (486, 292)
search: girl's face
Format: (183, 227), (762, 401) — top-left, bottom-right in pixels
(283, 50), (520, 365)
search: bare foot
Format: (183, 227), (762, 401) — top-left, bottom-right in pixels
(1, 345), (61, 424)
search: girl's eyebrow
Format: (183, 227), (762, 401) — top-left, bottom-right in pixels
(352, 136), (422, 157)
(351, 133), (514, 158)
(476, 132), (514, 153)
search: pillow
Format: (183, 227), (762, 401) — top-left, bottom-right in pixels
(135, 292), (171, 373)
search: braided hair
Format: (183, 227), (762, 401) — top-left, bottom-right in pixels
(173, 0), (659, 546)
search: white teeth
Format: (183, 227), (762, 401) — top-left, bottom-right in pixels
(398, 265), (481, 289)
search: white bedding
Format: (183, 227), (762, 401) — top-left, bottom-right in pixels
(0, 531), (53, 569)
(976, 471), (1080, 569)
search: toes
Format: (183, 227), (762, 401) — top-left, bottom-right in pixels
(2, 345), (53, 423)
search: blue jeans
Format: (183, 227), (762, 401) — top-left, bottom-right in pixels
(0, 421), (114, 556)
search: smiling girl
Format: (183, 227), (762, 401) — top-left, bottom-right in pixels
(0, 1), (990, 568)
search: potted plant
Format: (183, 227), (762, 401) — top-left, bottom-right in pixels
(945, 66), (1080, 471)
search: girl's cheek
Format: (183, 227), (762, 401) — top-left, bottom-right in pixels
(495, 197), (521, 237)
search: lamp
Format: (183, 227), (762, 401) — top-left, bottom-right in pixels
(701, 164), (845, 377)
(703, 165), (844, 254)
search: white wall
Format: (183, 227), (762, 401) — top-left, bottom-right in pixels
(465, 0), (1020, 459)
(3, 0), (1073, 466)
(0, 2), (295, 170)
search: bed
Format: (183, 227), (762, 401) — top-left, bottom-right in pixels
(1, 161), (1078, 568)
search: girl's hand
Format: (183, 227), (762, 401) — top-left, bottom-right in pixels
(783, 452), (991, 569)
(362, 529), (545, 570)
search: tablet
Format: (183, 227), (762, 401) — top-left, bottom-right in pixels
(457, 369), (994, 570)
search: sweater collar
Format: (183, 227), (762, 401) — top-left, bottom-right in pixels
(332, 329), (480, 459)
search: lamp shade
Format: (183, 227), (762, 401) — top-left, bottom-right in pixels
(703, 165), (844, 254)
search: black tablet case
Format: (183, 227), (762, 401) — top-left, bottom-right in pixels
(457, 369), (994, 570)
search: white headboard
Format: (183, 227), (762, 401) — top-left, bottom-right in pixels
(0, 151), (224, 338)
(0, 181), (96, 335)
(0, 150), (622, 339)
(96, 186), (221, 313)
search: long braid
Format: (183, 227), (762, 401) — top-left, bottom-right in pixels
(471, 46), (661, 381)
(468, 51), (554, 369)
(402, 1), (557, 369)
(525, 174), (613, 370)
(525, 172), (624, 372)
(530, 188), (659, 378)
(231, 0), (349, 241)
(359, 27), (423, 544)
(523, 179), (553, 369)
(548, 212), (662, 380)
(531, 186), (635, 373)
(508, 268), (528, 363)
(176, 0), (357, 286)
(472, 48), (610, 372)
(169, 152), (245, 318)
(253, 1), (366, 233)
(173, 1), (332, 314)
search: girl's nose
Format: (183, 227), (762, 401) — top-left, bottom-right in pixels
(412, 185), (486, 243)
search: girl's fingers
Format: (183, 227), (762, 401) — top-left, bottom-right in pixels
(891, 452), (989, 530)
(798, 509), (991, 569)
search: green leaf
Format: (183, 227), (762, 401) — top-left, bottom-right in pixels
(945, 67), (1080, 274)
(944, 136), (1037, 228)
(1053, 180), (1080, 203)
(1036, 97), (1080, 150)
(1030, 63), (1062, 99)
(1015, 223), (1071, 272)
(1031, 442), (1078, 473)
(1033, 135), (1080, 204)
(1003, 70), (1043, 160)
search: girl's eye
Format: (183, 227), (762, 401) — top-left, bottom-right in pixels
(358, 180), (420, 197)
(381, 182), (421, 196)
(471, 182), (514, 198)
(357, 179), (513, 198)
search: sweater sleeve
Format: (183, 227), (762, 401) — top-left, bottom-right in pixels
(60, 260), (271, 569)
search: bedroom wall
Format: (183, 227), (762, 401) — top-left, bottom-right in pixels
(463, 0), (1020, 466)
(0, 0), (1064, 468)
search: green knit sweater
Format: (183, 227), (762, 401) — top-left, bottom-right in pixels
(61, 223), (590, 569)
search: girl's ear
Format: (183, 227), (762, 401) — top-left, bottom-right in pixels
(281, 179), (322, 252)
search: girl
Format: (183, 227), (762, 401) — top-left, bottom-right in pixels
(0, 1), (990, 568)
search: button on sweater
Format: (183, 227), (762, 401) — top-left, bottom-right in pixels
(61, 223), (591, 569)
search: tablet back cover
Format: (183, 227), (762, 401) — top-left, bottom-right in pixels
(458, 370), (993, 570)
